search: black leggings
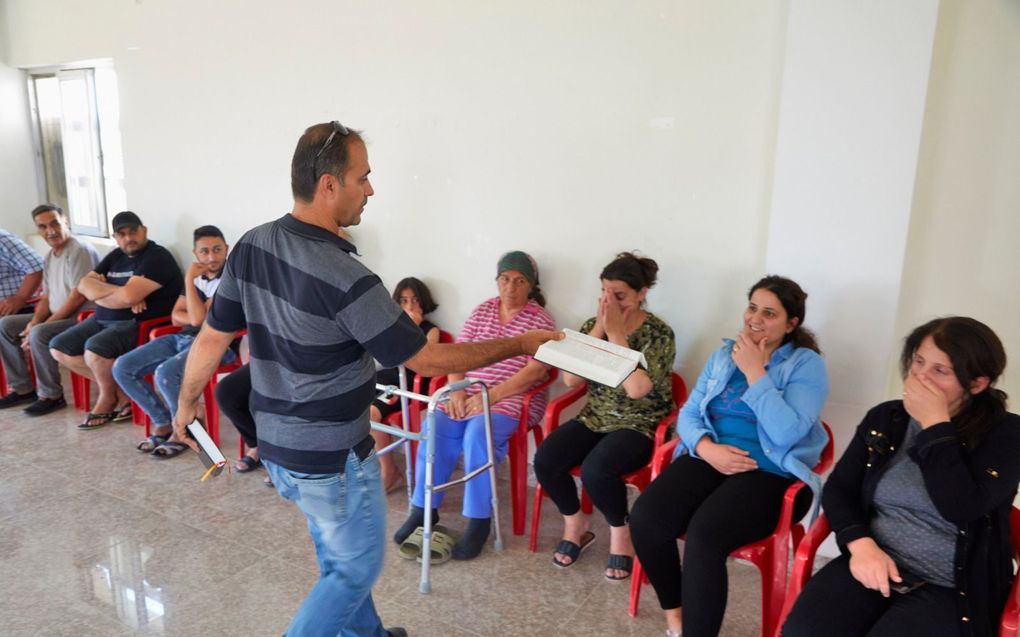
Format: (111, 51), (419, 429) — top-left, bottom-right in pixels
(216, 363), (256, 449)
(781, 554), (960, 637)
(629, 454), (810, 637)
(532, 419), (653, 527)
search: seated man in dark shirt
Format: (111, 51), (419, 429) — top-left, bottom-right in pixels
(50, 211), (184, 429)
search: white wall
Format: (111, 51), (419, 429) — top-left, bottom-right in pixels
(1, 0), (791, 382)
(893, 0), (1020, 402)
(0, 31), (40, 239)
(766, 0), (939, 454)
(2, 0), (1019, 452)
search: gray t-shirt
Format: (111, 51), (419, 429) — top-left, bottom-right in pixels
(43, 237), (100, 311)
(871, 419), (957, 587)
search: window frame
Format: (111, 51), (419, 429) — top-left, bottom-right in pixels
(26, 61), (124, 239)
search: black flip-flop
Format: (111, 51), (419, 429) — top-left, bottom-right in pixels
(151, 440), (190, 459)
(112, 403), (134, 422)
(604, 554), (633, 581)
(552, 530), (595, 568)
(137, 434), (169, 453)
(78, 412), (117, 429)
(234, 455), (262, 473)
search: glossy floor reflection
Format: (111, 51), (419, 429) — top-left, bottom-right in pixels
(0, 381), (767, 637)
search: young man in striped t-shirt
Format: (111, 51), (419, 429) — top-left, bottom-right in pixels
(174, 121), (560, 637)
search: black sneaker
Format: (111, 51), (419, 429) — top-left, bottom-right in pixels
(385, 629), (408, 637)
(0, 390), (37, 408)
(24, 396), (67, 416)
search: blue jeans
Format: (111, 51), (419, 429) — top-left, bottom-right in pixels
(265, 451), (388, 637)
(112, 333), (235, 427)
(412, 411), (518, 518)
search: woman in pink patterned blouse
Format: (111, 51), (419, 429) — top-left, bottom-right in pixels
(393, 251), (555, 560)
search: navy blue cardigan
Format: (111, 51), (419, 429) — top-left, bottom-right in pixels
(823, 400), (1020, 637)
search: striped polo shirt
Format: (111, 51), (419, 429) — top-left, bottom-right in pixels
(207, 214), (427, 473)
(451, 297), (556, 425)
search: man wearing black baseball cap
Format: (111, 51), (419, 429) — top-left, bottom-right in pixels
(50, 210), (183, 429)
(111, 210), (143, 232)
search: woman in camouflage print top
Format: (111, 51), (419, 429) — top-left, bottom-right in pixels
(533, 252), (675, 581)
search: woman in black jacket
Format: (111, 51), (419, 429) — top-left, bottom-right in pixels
(783, 316), (1020, 637)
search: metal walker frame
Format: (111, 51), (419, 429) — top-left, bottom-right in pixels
(371, 366), (504, 593)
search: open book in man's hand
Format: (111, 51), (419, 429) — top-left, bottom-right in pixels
(535, 328), (647, 388)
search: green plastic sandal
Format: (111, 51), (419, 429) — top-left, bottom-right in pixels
(417, 527), (461, 565)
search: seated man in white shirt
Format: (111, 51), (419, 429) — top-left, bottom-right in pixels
(0, 205), (99, 414)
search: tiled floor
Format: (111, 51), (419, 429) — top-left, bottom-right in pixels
(0, 387), (768, 637)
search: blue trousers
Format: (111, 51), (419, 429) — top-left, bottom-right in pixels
(266, 451), (388, 637)
(411, 411), (518, 518)
(112, 333), (235, 427)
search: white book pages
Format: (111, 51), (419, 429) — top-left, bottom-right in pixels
(187, 421), (226, 475)
(535, 328), (647, 388)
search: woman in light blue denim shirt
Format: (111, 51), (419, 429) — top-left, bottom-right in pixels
(630, 275), (829, 637)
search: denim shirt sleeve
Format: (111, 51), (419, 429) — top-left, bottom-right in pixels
(742, 348), (828, 450)
(676, 347), (725, 457)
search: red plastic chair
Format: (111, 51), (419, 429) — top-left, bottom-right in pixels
(70, 310), (172, 412)
(999, 507), (1020, 637)
(202, 330), (246, 446)
(0, 350), (37, 397)
(775, 506), (1020, 637)
(628, 421), (834, 637)
(528, 372), (689, 552)
(508, 367), (559, 536)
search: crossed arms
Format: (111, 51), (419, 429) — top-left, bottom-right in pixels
(78, 272), (162, 311)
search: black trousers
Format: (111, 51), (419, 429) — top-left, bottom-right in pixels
(532, 419), (653, 527)
(216, 363), (256, 449)
(629, 454), (809, 637)
(781, 553), (960, 637)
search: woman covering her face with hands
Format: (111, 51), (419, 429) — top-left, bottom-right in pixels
(782, 317), (1020, 637)
(629, 275), (829, 637)
(392, 251), (555, 560)
(533, 252), (675, 581)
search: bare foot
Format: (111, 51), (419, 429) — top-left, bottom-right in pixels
(553, 512), (592, 566)
(606, 523), (635, 579)
(91, 396), (118, 415)
(383, 471), (406, 494)
(665, 608), (682, 636)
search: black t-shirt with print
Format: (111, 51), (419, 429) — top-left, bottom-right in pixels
(94, 241), (183, 322)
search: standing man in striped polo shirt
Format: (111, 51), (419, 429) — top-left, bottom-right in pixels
(174, 121), (559, 637)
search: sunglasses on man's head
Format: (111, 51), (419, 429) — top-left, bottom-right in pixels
(315, 121), (350, 160)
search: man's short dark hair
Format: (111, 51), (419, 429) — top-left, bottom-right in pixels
(193, 225), (226, 244)
(31, 204), (63, 220)
(290, 121), (364, 203)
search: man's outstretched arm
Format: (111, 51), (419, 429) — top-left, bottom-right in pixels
(404, 329), (562, 378)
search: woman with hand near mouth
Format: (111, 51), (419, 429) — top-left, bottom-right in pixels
(629, 275), (829, 637)
(781, 317), (1019, 637)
